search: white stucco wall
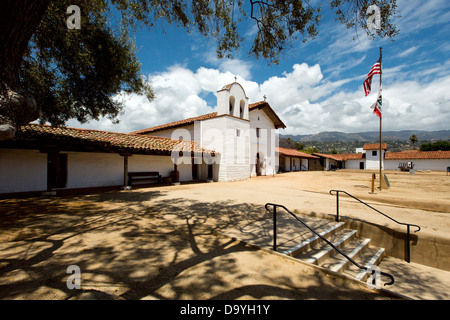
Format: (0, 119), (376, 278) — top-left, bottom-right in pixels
(345, 159), (365, 170)
(385, 159), (450, 171)
(293, 158), (300, 171)
(200, 116), (250, 181)
(249, 109), (277, 177)
(61, 151), (192, 189)
(301, 159), (309, 170)
(66, 152), (123, 188)
(0, 149), (47, 193)
(130, 154), (175, 178)
(365, 149), (385, 170)
(280, 157), (309, 172)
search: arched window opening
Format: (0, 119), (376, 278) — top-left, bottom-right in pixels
(229, 96), (235, 116)
(240, 100), (245, 118)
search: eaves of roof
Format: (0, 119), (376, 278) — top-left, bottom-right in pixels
(0, 124), (216, 155)
(363, 143), (388, 150)
(276, 147), (319, 159)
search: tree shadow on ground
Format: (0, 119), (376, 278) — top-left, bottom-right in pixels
(0, 189), (394, 300)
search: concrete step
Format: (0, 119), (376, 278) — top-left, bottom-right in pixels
(285, 222), (387, 284)
(352, 247), (386, 281)
(222, 213), (343, 253)
(282, 221), (345, 257)
(293, 229), (357, 265)
(225, 208), (388, 285)
(323, 238), (371, 273)
(274, 217), (345, 253)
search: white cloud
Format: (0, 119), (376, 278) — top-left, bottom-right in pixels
(396, 46), (419, 58)
(203, 48), (253, 80)
(396, 0), (450, 33)
(67, 60), (450, 136)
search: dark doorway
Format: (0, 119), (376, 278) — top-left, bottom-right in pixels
(192, 163), (199, 180)
(360, 162), (365, 170)
(256, 153), (261, 176)
(208, 164), (213, 180)
(47, 152), (67, 190)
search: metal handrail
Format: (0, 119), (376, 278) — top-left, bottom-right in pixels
(329, 190), (421, 263)
(264, 203), (394, 287)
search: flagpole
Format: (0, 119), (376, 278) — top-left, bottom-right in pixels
(379, 47), (383, 190)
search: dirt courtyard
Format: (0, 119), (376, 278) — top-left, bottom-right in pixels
(0, 169), (449, 300)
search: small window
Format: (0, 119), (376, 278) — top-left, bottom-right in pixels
(256, 128), (261, 138)
(236, 129), (240, 137)
(372, 151), (377, 156)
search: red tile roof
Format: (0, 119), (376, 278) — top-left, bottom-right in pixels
(312, 153), (365, 161)
(386, 150), (450, 160)
(277, 147), (319, 159)
(313, 153), (345, 161)
(2, 124), (215, 155)
(312, 150), (450, 161)
(363, 143), (387, 150)
(130, 112), (218, 135)
(337, 153), (365, 161)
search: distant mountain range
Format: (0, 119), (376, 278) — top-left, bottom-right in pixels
(282, 130), (450, 143)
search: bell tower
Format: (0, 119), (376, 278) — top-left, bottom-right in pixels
(216, 81), (249, 120)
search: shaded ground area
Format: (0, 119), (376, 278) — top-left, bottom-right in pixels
(0, 189), (393, 300)
(1, 169), (449, 300)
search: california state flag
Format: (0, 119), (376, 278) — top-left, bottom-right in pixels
(370, 90), (382, 118)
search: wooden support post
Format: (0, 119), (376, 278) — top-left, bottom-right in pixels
(124, 155), (129, 187)
(172, 163), (180, 185)
(370, 173), (375, 194)
(120, 152), (132, 190)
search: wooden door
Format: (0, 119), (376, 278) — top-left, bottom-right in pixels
(48, 152), (67, 190)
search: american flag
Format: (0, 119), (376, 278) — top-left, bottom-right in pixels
(363, 58), (381, 96)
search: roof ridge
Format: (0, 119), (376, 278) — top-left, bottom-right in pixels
(27, 122), (130, 136)
(130, 112), (218, 135)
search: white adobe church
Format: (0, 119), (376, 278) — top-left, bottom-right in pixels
(131, 82), (286, 182)
(0, 82), (286, 196)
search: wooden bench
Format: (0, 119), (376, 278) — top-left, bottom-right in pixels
(128, 171), (161, 186)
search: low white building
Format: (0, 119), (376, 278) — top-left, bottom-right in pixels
(385, 150), (450, 172)
(363, 143), (387, 170)
(277, 147), (320, 172)
(0, 82), (287, 196)
(316, 145), (450, 172)
(0, 125), (212, 196)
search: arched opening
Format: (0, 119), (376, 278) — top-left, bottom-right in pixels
(240, 100), (245, 118)
(229, 96), (235, 116)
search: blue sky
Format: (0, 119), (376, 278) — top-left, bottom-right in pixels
(68, 0), (450, 136)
